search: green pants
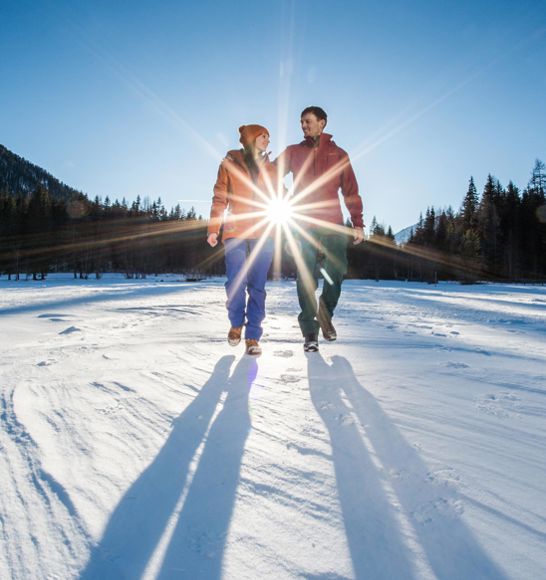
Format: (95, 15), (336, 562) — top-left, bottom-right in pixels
(295, 229), (348, 336)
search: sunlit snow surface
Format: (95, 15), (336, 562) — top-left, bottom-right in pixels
(1, 275), (545, 579)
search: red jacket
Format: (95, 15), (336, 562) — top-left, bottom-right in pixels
(276, 133), (363, 229)
(208, 149), (277, 241)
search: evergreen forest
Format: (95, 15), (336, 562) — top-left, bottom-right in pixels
(1, 144), (545, 283)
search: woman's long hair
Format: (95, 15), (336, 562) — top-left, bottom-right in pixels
(243, 144), (267, 184)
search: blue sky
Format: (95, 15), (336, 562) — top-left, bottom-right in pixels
(2, 0), (545, 232)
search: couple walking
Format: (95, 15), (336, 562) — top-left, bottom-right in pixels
(207, 106), (364, 356)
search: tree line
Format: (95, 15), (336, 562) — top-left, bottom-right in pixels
(0, 190), (221, 280)
(400, 159), (546, 282)
(1, 160), (545, 282)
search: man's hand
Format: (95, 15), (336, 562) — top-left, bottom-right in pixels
(207, 233), (219, 247)
(352, 227), (365, 245)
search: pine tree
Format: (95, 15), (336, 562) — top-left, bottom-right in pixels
(520, 160), (546, 278)
(386, 226), (394, 241)
(501, 181), (521, 278)
(478, 174), (501, 276)
(435, 210), (448, 251)
(461, 177), (479, 231)
(530, 159), (546, 195)
(423, 206), (436, 245)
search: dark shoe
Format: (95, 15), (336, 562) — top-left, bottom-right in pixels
(245, 339), (262, 356)
(228, 326), (242, 346)
(304, 333), (319, 352)
(317, 304), (337, 341)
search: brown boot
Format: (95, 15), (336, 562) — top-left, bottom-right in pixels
(317, 302), (337, 341)
(245, 339), (262, 356)
(227, 326), (242, 346)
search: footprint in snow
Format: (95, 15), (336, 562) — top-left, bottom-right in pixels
(280, 374), (301, 383)
(388, 468), (404, 479)
(427, 468), (461, 489)
(59, 326), (81, 335)
(189, 531), (226, 558)
(475, 348), (492, 356)
(338, 413), (355, 426)
(446, 362), (470, 369)
(36, 360), (56, 367)
(38, 313), (69, 321)
(413, 497), (464, 524)
(274, 350), (294, 358)
(476, 392), (521, 418)
(98, 402), (124, 416)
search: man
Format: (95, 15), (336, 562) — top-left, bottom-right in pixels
(276, 106), (364, 352)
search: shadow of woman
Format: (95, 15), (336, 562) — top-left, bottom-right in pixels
(307, 352), (417, 579)
(80, 354), (236, 579)
(328, 355), (508, 579)
(157, 355), (256, 578)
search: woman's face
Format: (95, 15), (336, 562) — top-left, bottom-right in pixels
(254, 133), (270, 152)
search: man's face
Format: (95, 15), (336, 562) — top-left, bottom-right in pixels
(300, 113), (326, 138)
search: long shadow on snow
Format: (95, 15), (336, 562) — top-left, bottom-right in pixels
(309, 353), (508, 579)
(157, 355), (255, 578)
(307, 353), (415, 579)
(80, 353), (254, 579)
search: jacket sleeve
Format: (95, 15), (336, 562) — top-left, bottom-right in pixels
(272, 147), (292, 178)
(339, 149), (364, 229)
(208, 159), (230, 235)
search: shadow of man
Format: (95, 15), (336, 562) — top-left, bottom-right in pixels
(158, 355), (256, 578)
(307, 352), (416, 579)
(80, 354), (237, 579)
(315, 354), (508, 579)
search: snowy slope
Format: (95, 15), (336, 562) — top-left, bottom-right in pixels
(1, 276), (545, 579)
(394, 224), (415, 245)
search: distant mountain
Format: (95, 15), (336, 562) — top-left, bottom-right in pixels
(394, 223), (415, 245)
(0, 144), (86, 200)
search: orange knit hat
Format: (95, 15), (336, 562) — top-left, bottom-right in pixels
(239, 124), (269, 147)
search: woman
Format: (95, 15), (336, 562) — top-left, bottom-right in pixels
(207, 124), (276, 356)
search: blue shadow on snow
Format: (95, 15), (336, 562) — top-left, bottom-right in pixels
(307, 353), (508, 580)
(80, 354), (255, 579)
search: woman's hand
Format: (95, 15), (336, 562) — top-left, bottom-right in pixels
(207, 233), (219, 247)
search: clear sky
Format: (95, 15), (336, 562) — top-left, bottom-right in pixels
(2, 0), (545, 232)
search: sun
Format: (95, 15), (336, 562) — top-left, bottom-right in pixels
(266, 195), (294, 225)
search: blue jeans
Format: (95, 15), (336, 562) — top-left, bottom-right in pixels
(224, 237), (274, 340)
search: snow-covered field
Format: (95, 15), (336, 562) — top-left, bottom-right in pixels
(1, 275), (545, 579)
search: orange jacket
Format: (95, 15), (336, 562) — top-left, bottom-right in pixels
(208, 149), (277, 241)
(275, 133), (364, 229)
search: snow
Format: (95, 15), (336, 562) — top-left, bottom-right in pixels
(394, 223), (416, 245)
(1, 275), (545, 579)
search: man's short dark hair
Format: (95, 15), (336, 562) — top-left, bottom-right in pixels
(301, 106), (327, 123)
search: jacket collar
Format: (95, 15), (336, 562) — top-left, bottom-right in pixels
(227, 148), (269, 162)
(225, 149), (270, 173)
(302, 132), (333, 148)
